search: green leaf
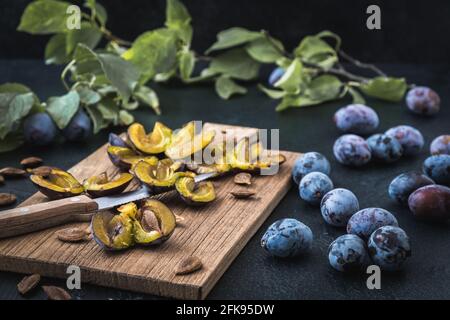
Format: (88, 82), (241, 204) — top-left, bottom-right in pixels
(275, 75), (343, 112)
(66, 22), (102, 55)
(85, 0), (108, 26)
(178, 50), (195, 80)
(274, 59), (303, 93)
(206, 28), (263, 53)
(77, 86), (101, 105)
(134, 86), (161, 115)
(0, 92), (35, 139)
(97, 53), (140, 102)
(46, 91), (80, 129)
(294, 31), (338, 70)
(209, 48), (260, 80)
(0, 132), (25, 153)
(97, 97), (119, 124)
(306, 75), (342, 101)
(122, 100), (139, 111)
(166, 0), (193, 44)
(316, 30), (341, 51)
(215, 76), (247, 100)
(17, 0), (71, 34)
(0, 83), (40, 107)
(258, 84), (287, 99)
(85, 104), (109, 134)
(360, 77), (407, 102)
(45, 34), (70, 65)
(119, 110), (134, 126)
(245, 36), (284, 63)
(347, 87), (366, 104)
(122, 29), (178, 84)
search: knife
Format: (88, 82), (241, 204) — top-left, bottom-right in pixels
(0, 172), (218, 239)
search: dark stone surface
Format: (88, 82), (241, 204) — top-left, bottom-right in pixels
(0, 60), (449, 300)
(1, 0), (450, 63)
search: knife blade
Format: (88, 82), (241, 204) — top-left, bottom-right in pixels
(94, 171), (218, 211)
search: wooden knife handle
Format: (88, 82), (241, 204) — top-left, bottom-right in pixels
(0, 195), (98, 239)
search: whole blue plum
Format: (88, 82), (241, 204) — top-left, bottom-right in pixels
(367, 133), (403, 163)
(261, 219), (313, 258)
(268, 67), (285, 86)
(347, 208), (399, 239)
(385, 125), (424, 156)
(333, 104), (379, 135)
(388, 172), (435, 205)
(430, 135), (450, 155)
(62, 109), (92, 142)
(292, 152), (331, 185)
(368, 226), (411, 271)
(406, 86), (440, 116)
(23, 112), (58, 146)
(328, 234), (369, 272)
(320, 188), (359, 227)
(423, 154), (450, 186)
(333, 134), (372, 167)
(299, 172), (334, 205)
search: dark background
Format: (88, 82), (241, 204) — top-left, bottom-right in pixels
(1, 0), (450, 63)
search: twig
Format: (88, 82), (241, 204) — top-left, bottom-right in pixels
(261, 30), (290, 58)
(100, 27), (132, 47)
(339, 50), (387, 77)
(302, 60), (369, 83)
(61, 60), (76, 91)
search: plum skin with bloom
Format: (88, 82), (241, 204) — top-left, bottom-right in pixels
(333, 104), (379, 135)
(388, 172), (435, 205)
(430, 135), (450, 155)
(333, 134), (372, 167)
(23, 112), (58, 146)
(408, 185), (450, 222)
(261, 218), (313, 258)
(367, 133), (403, 163)
(347, 208), (399, 239)
(299, 172), (334, 205)
(385, 125), (424, 156)
(406, 86), (440, 116)
(292, 152), (331, 185)
(320, 188), (359, 227)
(268, 67), (285, 86)
(368, 226), (411, 272)
(423, 154), (450, 186)
(62, 109), (93, 142)
(328, 234), (369, 272)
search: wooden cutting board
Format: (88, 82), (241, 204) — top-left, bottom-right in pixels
(0, 123), (300, 300)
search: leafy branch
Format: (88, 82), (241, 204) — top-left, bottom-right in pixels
(0, 0), (409, 152)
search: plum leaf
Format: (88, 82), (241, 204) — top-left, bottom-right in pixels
(215, 76), (247, 100)
(178, 50), (196, 80)
(133, 86), (161, 115)
(274, 59), (304, 93)
(46, 91), (80, 129)
(209, 48), (260, 80)
(245, 36), (284, 63)
(166, 0), (192, 44)
(84, 0), (108, 26)
(360, 77), (407, 102)
(66, 22), (102, 55)
(45, 34), (70, 65)
(206, 28), (263, 53)
(122, 29), (178, 84)
(0, 92), (35, 139)
(18, 0), (71, 34)
(119, 110), (134, 126)
(77, 87), (101, 105)
(85, 104), (109, 134)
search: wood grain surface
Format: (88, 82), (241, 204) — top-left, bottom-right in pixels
(0, 123), (299, 300)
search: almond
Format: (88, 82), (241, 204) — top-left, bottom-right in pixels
(42, 286), (72, 300)
(17, 274), (41, 295)
(230, 190), (256, 199)
(234, 173), (252, 186)
(175, 256), (203, 275)
(0, 167), (27, 178)
(56, 227), (89, 243)
(20, 157), (43, 169)
(0, 193), (17, 207)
